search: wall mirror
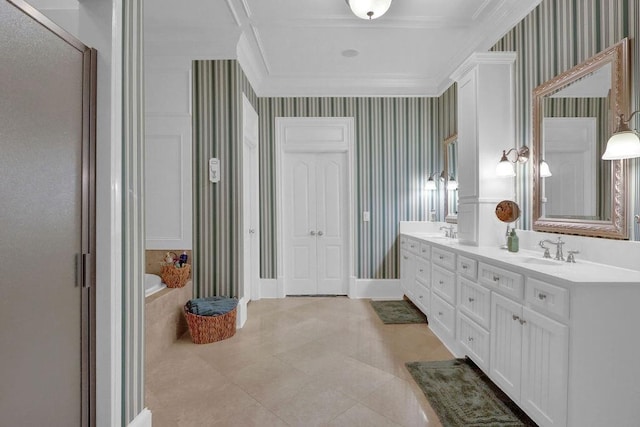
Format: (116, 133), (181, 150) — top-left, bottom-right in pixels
(532, 38), (630, 239)
(444, 133), (458, 223)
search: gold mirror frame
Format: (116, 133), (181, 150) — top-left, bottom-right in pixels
(532, 38), (630, 239)
(444, 133), (458, 223)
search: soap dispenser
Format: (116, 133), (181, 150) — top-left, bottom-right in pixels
(508, 229), (519, 253)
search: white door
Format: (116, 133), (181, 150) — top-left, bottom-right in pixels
(284, 152), (348, 295)
(242, 96), (259, 301)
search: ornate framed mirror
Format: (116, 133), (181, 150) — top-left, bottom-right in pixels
(532, 38), (630, 239)
(444, 133), (458, 223)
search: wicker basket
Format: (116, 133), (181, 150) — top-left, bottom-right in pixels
(160, 264), (191, 288)
(183, 305), (237, 344)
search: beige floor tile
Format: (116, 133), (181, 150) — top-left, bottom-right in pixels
(145, 297), (452, 427)
(360, 376), (442, 427)
(270, 381), (357, 427)
(327, 403), (403, 427)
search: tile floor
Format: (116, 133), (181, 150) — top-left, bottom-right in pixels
(146, 297), (453, 426)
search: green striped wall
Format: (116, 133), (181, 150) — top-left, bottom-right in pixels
(122, 0), (145, 423)
(193, 65), (456, 288)
(491, 0), (639, 233)
(192, 60), (258, 297)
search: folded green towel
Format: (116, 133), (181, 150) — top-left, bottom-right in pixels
(186, 296), (237, 316)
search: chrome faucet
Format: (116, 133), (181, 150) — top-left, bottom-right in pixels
(440, 225), (456, 238)
(539, 237), (565, 261)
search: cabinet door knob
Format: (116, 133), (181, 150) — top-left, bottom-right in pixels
(438, 311), (443, 316)
(493, 275), (500, 282)
(462, 264), (468, 270)
(538, 293), (547, 300)
(403, 256), (408, 260)
(439, 255), (444, 260)
(512, 314), (520, 321)
(310, 230), (316, 236)
(439, 280), (444, 285)
(519, 319), (527, 325)
(468, 337), (474, 342)
(318, 231), (324, 236)
(419, 295), (423, 299)
(468, 297), (475, 302)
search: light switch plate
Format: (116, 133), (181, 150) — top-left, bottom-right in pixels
(209, 158), (220, 183)
(363, 211), (370, 222)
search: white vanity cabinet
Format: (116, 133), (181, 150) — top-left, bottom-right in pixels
(400, 237), (417, 298)
(400, 236), (430, 313)
(429, 247), (457, 345)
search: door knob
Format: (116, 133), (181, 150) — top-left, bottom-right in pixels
(249, 229), (255, 234)
(310, 231), (316, 236)
(317, 231), (324, 236)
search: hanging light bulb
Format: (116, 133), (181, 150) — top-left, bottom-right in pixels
(346, 0), (393, 20)
(496, 150), (516, 177)
(602, 112), (640, 160)
(539, 160), (552, 177)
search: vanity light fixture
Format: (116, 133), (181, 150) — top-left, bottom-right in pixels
(602, 111), (640, 160)
(496, 146), (530, 177)
(425, 171), (445, 191)
(539, 160), (552, 177)
(345, 0), (392, 20)
(447, 176), (458, 190)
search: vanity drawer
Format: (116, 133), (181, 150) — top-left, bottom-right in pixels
(432, 265), (456, 305)
(432, 247), (456, 270)
(457, 255), (478, 280)
(406, 238), (420, 254)
(418, 242), (431, 260)
(457, 312), (490, 372)
(413, 280), (431, 315)
(478, 262), (524, 301)
(416, 260), (430, 284)
(457, 276), (491, 329)
(431, 293), (455, 337)
(526, 277), (569, 321)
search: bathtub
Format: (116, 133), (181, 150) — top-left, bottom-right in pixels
(145, 273), (166, 297)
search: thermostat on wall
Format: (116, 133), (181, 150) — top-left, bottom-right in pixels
(209, 158), (220, 183)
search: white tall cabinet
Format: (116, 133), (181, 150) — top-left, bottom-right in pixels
(450, 53), (517, 247)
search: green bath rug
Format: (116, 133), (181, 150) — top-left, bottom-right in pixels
(370, 300), (427, 324)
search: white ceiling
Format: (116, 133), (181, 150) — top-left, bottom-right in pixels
(34, 0), (543, 97)
(145, 0), (542, 97)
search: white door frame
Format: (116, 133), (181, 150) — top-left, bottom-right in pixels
(240, 94), (259, 326)
(275, 117), (356, 298)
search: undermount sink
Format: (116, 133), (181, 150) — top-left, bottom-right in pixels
(513, 256), (563, 266)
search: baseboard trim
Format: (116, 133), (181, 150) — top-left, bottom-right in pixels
(258, 278), (282, 299)
(237, 296), (248, 328)
(350, 279), (403, 300)
(128, 408), (152, 427)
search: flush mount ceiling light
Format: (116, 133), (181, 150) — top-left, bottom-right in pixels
(602, 111), (640, 160)
(496, 146), (530, 177)
(345, 0), (392, 20)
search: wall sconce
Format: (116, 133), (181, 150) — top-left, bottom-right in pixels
(447, 176), (458, 190)
(346, 0), (392, 20)
(602, 111), (640, 160)
(425, 171), (445, 190)
(539, 160), (552, 177)
(496, 146), (530, 177)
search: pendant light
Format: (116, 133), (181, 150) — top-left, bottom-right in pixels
(346, 0), (392, 20)
(602, 111), (640, 160)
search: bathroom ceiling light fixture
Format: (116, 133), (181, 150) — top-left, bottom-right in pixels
(539, 160), (552, 177)
(602, 111), (640, 160)
(345, 0), (392, 20)
(496, 146), (530, 177)
(425, 171), (445, 191)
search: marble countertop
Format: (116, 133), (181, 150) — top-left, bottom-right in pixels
(403, 231), (640, 285)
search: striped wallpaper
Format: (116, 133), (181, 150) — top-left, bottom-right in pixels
(193, 70), (456, 288)
(192, 60), (258, 297)
(122, 0), (145, 424)
(491, 0), (639, 236)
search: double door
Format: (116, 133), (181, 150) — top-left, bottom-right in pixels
(284, 152), (348, 295)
